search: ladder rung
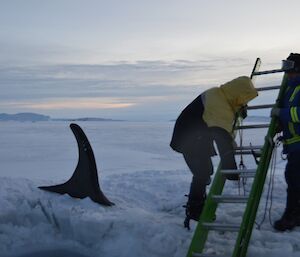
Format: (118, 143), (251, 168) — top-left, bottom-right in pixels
(234, 145), (262, 156)
(212, 195), (248, 203)
(192, 253), (225, 257)
(252, 69), (285, 76)
(235, 124), (269, 129)
(247, 104), (275, 110)
(234, 150), (261, 156)
(234, 145), (263, 151)
(221, 169), (256, 178)
(256, 85), (281, 91)
(202, 222), (240, 232)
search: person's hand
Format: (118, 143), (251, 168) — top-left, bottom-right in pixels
(239, 105), (248, 119)
(270, 107), (281, 117)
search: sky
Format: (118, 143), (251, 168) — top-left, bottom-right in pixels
(1, 0), (300, 120)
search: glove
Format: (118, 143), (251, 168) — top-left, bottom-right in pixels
(239, 105), (248, 119)
(270, 107), (281, 117)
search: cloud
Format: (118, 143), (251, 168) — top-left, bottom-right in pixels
(0, 57), (266, 119)
(1, 98), (136, 110)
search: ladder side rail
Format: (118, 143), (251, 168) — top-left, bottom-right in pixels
(250, 58), (262, 79)
(231, 74), (288, 257)
(186, 165), (225, 257)
(232, 130), (275, 257)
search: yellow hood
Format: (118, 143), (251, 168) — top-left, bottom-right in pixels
(220, 76), (258, 112)
(203, 76), (258, 133)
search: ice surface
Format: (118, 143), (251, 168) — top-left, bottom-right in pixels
(0, 121), (299, 257)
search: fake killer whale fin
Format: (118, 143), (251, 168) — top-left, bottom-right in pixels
(39, 123), (114, 206)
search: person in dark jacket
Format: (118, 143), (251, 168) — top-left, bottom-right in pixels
(271, 53), (300, 231)
(170, 76), (258, 226)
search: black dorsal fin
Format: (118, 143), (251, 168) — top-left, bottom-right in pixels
(39, 123), (114, 206)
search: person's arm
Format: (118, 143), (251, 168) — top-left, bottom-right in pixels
(278, 107), (300, 123)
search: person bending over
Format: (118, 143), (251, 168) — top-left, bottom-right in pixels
(170, 76), (258, 227)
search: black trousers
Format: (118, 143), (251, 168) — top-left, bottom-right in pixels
(285, 151), (300, 192)
(183, 140), (212, 202)
(183, 127), (237, 202)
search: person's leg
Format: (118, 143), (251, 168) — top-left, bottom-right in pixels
(184, 152), (212, 200)
(183, 139), (213, 222)
(274, 151), (300, 231)
(211, 127), (237, 179)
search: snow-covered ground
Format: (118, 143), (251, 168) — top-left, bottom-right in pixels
(0, 121), (299, 257)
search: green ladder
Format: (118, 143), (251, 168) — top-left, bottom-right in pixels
(186, 58), (288, 257)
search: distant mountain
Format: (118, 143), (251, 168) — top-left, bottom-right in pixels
(0, 113), (50, 122)
(0, 113), (125, 122)
(52, 117), (125, 122)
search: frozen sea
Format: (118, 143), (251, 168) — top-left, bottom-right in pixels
(0, 120), (299, 257)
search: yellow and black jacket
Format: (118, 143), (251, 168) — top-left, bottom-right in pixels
(170, 76), (257, 153)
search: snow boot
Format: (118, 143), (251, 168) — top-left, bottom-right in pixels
(273, 209), (300, 231)
(183, 194), (206, 230)
(273, 190), (300, 231)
